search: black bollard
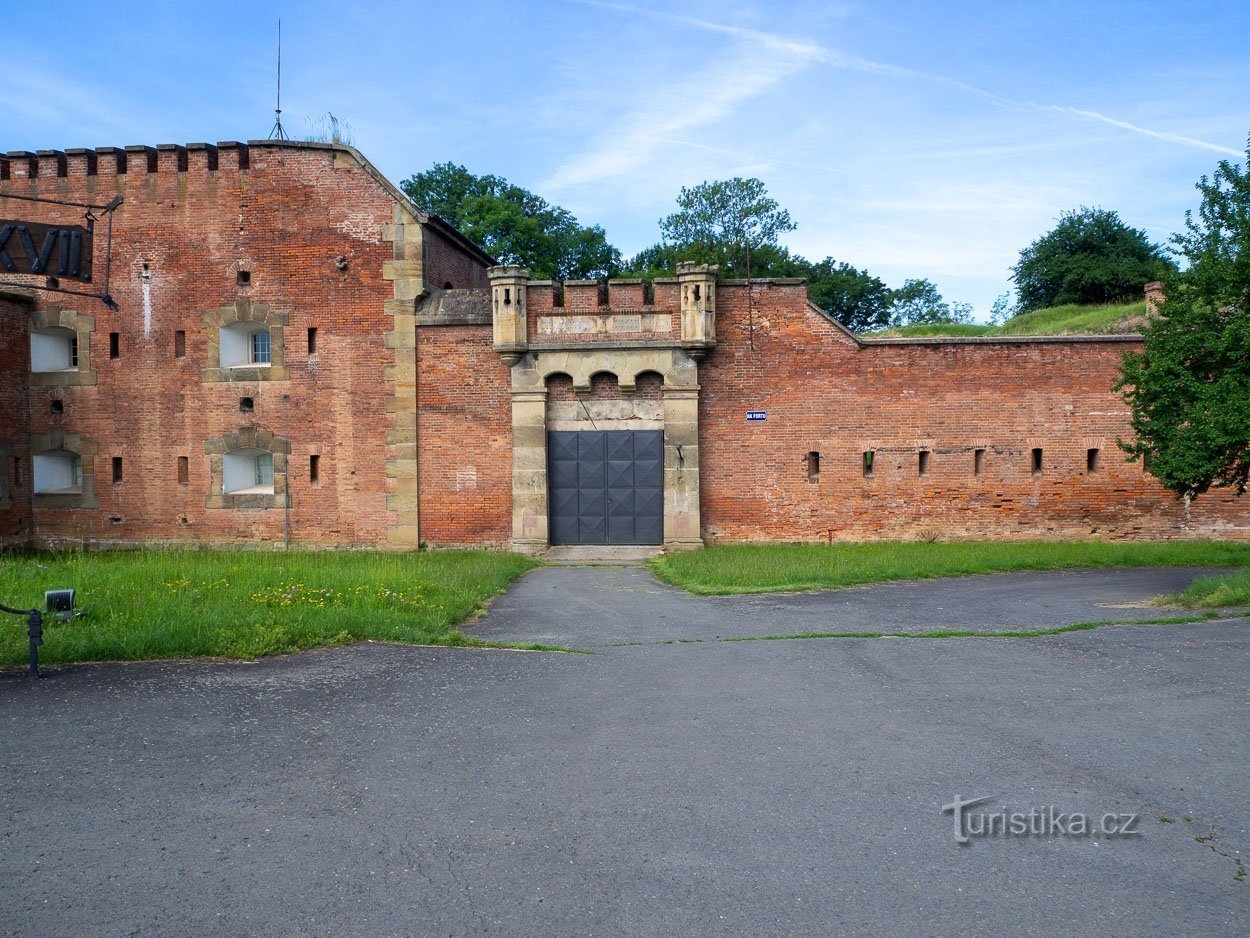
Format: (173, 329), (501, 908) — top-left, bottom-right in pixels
(1, 604), (43, 680)
(28, 610), (43, 680)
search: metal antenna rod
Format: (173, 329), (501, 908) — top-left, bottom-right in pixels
(269, 19), (289, 141)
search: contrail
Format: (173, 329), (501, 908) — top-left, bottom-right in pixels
(573, 0), (1242, 158)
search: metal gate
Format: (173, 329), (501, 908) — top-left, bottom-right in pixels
(548, 430), (664, 546)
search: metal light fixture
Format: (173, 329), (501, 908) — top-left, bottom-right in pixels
(46, 589), (75, 620)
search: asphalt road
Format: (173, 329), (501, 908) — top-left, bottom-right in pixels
(2, 567), (1247, 936)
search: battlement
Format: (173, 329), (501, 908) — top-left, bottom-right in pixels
(0, 139), (395, 183)
(0, 141), (264, 181)
(522, 273), (806, 314)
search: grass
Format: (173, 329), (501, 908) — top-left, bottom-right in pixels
(649, 541), (1250, 596)
(0, 549), (541, 667)
(864, 300), (1147, 339)
(1169, 568), (1250, 608)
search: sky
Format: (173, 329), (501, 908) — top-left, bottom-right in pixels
(5, 0), (1248, 318)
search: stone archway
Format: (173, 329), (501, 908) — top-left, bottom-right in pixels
(507, 347), (702, 553)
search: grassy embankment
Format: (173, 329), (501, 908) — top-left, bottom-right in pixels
(649, 541), (1250, 597)
(863, 300), (1147, 339)
(0, 549), (541, 666)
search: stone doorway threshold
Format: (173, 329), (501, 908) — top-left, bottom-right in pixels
(543, 546), (663, 565)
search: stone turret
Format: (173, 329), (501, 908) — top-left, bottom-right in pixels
(677, 262), (717, 360)
(489, 265), (530, 364)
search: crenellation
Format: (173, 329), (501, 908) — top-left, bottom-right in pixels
(36, 150), (68, 178)
(94, 147), (126, 175)
(64, 148), (98, 176)
(124, 145), (158, 173)
(216, 142), (250, 170)
(186, 143), (219, 172)
(608, 279), (648, 309)
(563, 279), (605, 310)
(156, 144), (188, 173)
(6, 151), (36, 179)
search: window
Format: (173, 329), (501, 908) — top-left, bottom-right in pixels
(974, 448), (985, 476)
(109, 332), (120, 359)
(919, 450), (931, 476)
(33, 450), (83, 494)
(174, 330), (186, 358)
(256, 452), (274, 487)
(1087, 448), (1101, 473)
(240, 397), (254, 413)
(219, 322), (273, 369)
(863, 450), (875, 478)
(307, 327), (318, 354)
(222, 448), (274, 495)
(1032, 448), (1043, 475)
(30, 327), (78, 372)
(250, 330), (271, 364)
(237, 270), (251, 287)
(112, 457), (123, 484)
(177, 456), (189, 485)
(51, 400), (64, 415)
(310, 454), (321, 483)
(805, 451), (820, 484)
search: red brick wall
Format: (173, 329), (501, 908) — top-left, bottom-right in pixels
(0, 296), (32, 547)
(699, 284), (1249, 541)
(0, 142), (483, 548)
(415, 325), (512, 545)
(424, 225), (490, 291)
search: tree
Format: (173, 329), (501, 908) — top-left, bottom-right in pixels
(888, 279), (973, 326)
(657, 177), (796, 276)
(400, 163), (621, 280)
(1116, 139), (1250, 499)
(1011, 206), (1173, 312)
(802, 258), (893, 333)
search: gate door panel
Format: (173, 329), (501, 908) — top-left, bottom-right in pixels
(549, 430), (663, 546)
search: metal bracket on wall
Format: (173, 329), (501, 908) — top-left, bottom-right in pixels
(0, 190), (124, 311)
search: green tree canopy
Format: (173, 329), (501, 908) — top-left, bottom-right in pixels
(888, 278), (973, 327)
(1117, 139), (1250, 499)
(400, 162), (621, 281)
(657, 177), (796, 276)
(1012, 206), (1173, 312)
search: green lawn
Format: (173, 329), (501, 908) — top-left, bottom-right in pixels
(649, 541), (1250, 596)
(863, 300), (1147, 338)
(0, 549), (541, 666)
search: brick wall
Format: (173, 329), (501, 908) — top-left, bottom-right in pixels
(415, 326), (512, 545)
(424, 224), (491, 291)
(0, 142), (486, 549)
(698, 284), (1249, 541)
(0, 295), (32, 547)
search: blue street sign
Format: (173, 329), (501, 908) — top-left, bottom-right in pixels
(745, 410), (767, 422)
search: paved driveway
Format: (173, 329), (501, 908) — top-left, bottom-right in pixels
(2, 567), (1247, 936)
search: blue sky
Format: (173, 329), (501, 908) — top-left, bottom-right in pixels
(6, 0), (1248, 318)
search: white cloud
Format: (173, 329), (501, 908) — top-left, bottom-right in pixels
(541, 49), (816, 191)
(572, 1), (1243, 160)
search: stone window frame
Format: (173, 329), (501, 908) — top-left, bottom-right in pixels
(202, 297), (289, 382)
(30, 429), (99, 509)
(204, 428), (290, 510)
(29, 307), (96, 388)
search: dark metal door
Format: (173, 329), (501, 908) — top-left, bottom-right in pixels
(549, 430), (663, 545)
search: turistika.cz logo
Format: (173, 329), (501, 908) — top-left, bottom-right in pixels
(942, 795), (1141, 844)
